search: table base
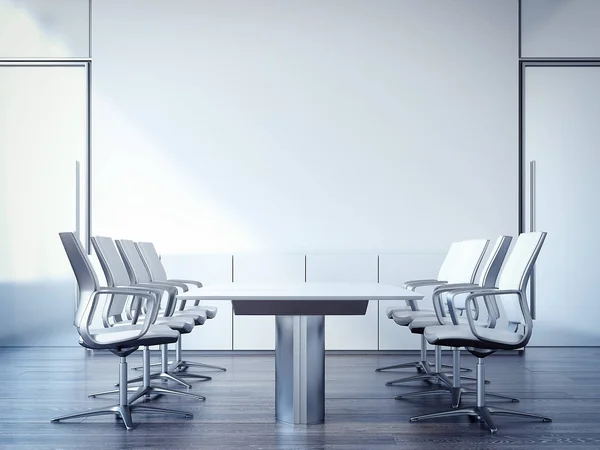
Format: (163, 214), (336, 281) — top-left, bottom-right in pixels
(275, 315), (325, 425)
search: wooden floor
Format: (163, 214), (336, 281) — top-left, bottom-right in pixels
(0, 347), (599, 449)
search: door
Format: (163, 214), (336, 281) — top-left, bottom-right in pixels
(0, 63), (88, 346)
(523, 64), (600, 346)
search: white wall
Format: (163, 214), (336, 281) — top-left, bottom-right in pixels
(521, 0), (600, 58)
(1, 0), (527, 349)
(87, 0), (519, 350)
(0, 0), (89, 57)
(91, 0), (519, 255)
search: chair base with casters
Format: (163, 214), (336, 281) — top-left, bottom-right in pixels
(88, 345), (206, 402)
(132, 240), (228, 373)
(395, 346), (516, 408)
(170, 336), (226, 373)
(384, 336), (479, 386)
(377, 309), (472, 375)
(51, 349), (193, 431)
(386, 318), (487, 387)
(169, 310), (226, 372)
(410, 356), (551, 433)
(133, 335), (227, 374)
(123, 343), (211, 389)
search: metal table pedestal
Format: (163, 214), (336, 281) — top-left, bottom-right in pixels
(275, 315), (325, 425)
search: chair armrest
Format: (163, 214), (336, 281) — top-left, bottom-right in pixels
(169, 279), (202, 288)
(438, 286), (497, 325)
(403, 279), (447, 290)
(463, 289), (530, 347)
(430, 283), (480, 324)
(447, 287), (501, 328)
(168, 279), (203, 308)
(129, 282), (180, 317)
(113, 284), (173, 324)
(156, 280), (190, 292)
(80, 289), (159, 346)
(99, 285), (165, 326)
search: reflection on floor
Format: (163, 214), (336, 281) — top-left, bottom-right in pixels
(0, 347), (598, 449)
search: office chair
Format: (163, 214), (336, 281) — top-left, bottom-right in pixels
(51, 232), (193, 430)
(92, 236), (211, 390)
(377, 241), (471, 374)
(87, 237), (207, 402)
(135, 241), (225, 373)
(410, 231), (552, 433)
(395, 235), (516, 407)
(116, 238), (216, 378)
(385, 239), (490, 387)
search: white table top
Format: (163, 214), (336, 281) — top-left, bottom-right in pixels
(177, 282), (423, 301)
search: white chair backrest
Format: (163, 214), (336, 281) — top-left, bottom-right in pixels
(136, 242), (168, 282)
(448, 235), (512, 317)
(91, 236), (135, 321)
(116, 239), (153, 284)
(437, 241), (461, 281)
(59, 232), (100, 327)
(496, 231), (547, 325)
(445, 239), (489, 284)
(479, 235), (513, 287)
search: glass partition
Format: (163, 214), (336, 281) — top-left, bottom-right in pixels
(0, 64), (88, 345)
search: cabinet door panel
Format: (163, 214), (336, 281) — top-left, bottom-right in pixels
(161, 253), (233, 350)
(233, 254), (305, 350)
(306, 254), (378, 350)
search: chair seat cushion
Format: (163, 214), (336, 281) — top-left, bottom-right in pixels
(172, 310), (207, 325)
(86, 325), (179, 348)
(385, 306), (409, 319)
(391, 309), (435, 326)
(408, 316), (453, 334)
(424, 324), (525, 350)
(193, 305), (217, 319)
(155, 316), (194, 333)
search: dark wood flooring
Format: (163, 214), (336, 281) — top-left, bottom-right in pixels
(0, 347), (599, 449)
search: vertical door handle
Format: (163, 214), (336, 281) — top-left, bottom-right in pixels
(529, 160), (537, 319)
(75, 160), (81, 240)
(75, 160), (81, 316)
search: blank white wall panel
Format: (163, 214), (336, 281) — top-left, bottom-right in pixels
(233, 254), (305, 350)
(305, 254), (378, 350)
(92, 0), (519, 257)
(161, 254), (233, 350)
(0, 0), (90, 57)
(378, 254), (445, 350)
(521, 0), (600, 58)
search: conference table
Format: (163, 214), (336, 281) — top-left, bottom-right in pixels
(177, 282), (423, 425)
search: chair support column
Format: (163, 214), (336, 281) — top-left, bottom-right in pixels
(118, 357), (128, 406)
(476, 358), (485, 407)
